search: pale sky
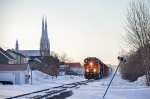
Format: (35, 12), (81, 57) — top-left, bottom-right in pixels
(0, 0), (132, 65)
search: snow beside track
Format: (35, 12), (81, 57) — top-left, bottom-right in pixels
(0, 70), (85, 98)
(68, 67), (149, 99)
(0, 68), (150, 99)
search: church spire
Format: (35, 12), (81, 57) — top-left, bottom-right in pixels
(42, 16), (45, 39)
(15, 39), (19, 51)
(40, 16), (50, 56)
(45, 17), (48, 38)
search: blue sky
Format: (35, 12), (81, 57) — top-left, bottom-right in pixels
(0, 0), (132, 65)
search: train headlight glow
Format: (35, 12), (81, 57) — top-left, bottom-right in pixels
(90, 62), (93, 66)
(93, 69), (96, 72)
(86, 69), (89, 72)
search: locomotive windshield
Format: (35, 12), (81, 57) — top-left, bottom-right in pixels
(84, 58), (100, 63)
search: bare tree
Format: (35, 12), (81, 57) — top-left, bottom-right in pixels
(50, 51), (59, 58)
(123, 0), (150, 85)
(59, 52), (73, 62)
(51, 51), (73, 63)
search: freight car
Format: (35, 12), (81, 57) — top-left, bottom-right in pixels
(84, 57), (109, 79)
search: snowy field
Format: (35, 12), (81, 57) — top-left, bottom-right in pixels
(0, 69), (150, 99)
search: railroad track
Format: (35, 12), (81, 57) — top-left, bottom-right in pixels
(7, 79), (96, 99)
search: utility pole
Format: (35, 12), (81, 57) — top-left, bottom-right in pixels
(28, 58), (41, 85)
(103, 56), (126, 98)
(28, 59), (34, 85)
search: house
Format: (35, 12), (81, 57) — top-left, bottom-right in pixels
(0, 64), (30, 84)
(0, 47), (16, 64)
(7, 49), (28, 64)
(65, 62), (83, 75)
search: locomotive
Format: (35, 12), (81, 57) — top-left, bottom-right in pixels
(84, 57), (109, 79)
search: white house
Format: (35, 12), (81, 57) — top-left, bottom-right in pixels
(0, 64), (30, 84)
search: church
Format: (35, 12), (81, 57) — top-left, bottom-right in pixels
(18, 17), (60, 76)
(19, 16), (50, 56)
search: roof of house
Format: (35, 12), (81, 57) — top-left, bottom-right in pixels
(7, 49), (28, 58)
(65, 62), (81, 68)
(0, 47), (16, 60)
(0, 64), (29, 71)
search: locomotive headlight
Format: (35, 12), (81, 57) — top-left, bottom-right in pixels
(90, 62), (93, 66)
(93, 69), (96, 72)
(86, 69), (89, 72)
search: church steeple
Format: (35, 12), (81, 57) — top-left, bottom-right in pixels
(45, 17), (48, 38)
(42, 16), (45, 39)
(15, 39), (19, 51)
(40, 16), (50, 56)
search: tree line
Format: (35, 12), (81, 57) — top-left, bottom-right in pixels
(120, 0), (150, 85)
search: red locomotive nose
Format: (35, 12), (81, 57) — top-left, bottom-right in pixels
(89, 62), (93, 66)
(84, 57), (109, 80)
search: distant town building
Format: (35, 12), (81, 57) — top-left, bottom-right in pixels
(59, 65), (69, 75)
(65, 62), (83, 75)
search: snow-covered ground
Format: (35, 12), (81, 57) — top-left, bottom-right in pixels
(0, 69), (150, 99)
(67, 74), (149, 99)
(0, 70), (85, 99)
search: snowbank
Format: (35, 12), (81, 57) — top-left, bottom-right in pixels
(103, 65), (147, 86)
(31, 70), (85, 84)
(101, 74), (146, 87)
(0, 70), (85, 98)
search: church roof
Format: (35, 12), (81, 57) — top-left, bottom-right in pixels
(19, 50), (40, 56)
(7, 49), (27, 58)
